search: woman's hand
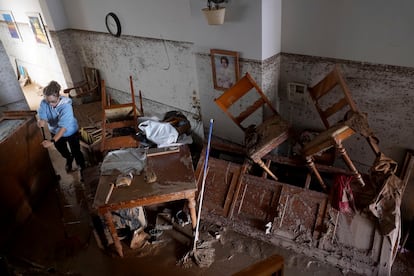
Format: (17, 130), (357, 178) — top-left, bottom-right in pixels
(37, 119), (47, 128)
(41, 139), (54, 148)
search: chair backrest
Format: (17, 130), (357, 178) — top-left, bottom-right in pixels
(308, 65), (358, 129)
(101, 76), (139, 125)
(214, 72), (278, 131)
(84, 67), (100, 94)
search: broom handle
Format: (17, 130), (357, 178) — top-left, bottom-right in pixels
(41, 127), (46, 140)
(193, 118), (214, 250)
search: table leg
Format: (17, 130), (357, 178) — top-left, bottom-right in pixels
(187, 197), (197, 229)
(103, 211), (124, 257)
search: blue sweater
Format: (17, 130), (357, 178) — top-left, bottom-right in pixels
(38, 96), (79, 137)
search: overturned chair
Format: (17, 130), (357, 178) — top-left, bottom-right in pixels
(302, 65), (380, 191)
(214, 72), (291, 180)
(100, 76), (142, 152)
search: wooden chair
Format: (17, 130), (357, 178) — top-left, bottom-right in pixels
(64, 67), (101, 104)
(214, 72), (291, 181)
(100, 76), (141, 152)
(302, 65), (368, 190)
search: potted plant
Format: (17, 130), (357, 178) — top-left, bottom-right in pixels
(202, 0), (226, 25)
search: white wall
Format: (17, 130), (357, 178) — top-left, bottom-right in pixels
(262, 0), (282, 60)
(61, 0), (193, 43)
(40, 0), (69, 30)
(59, 0), (269, 60)
(282, 0), (414, 67)
(190, 0), (264, 60)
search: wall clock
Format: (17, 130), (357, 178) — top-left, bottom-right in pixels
(105, 12), (121, 37)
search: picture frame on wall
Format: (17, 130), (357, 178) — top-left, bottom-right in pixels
(0, 10), (22, 41)
(210, 49), (239, 91)
(27, 12), (51, 47)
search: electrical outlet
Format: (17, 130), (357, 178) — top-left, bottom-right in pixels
(287, 82), (308, 103)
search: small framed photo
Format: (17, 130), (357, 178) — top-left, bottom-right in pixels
(27, 12), (51, 47)
(210, 49), (239, 91)
(0, 10), (22, 40)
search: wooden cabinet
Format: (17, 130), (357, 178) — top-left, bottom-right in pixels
(0, 111), (57, 242)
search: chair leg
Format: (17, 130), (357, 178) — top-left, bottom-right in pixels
(262, 159), (272, 179)
(336, 142), (365, 187)
(305, 156), (327, 191)
(254, 158), (278, 181)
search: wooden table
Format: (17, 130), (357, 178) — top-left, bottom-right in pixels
(92, 145), (198, 257)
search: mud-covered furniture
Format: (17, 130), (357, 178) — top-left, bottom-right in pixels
(195, 140), (397, 274)
(214, 72), (291, 181)
(302, 65), (366, 190)
(64, 67), (101, 104)
(100, 76), (141, 152)
(0, 111), (57, 244)
(92, 145), (197, 257)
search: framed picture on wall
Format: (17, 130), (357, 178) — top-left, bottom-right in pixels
(210, 49), (239, 91)
(0, 10), (22, 40)
(27, 12), (51, 47)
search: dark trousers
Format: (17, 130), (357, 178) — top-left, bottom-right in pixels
(52, 132), (85, 170)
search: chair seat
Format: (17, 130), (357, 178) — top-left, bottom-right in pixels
(302, 124), (355, 156)
(246, 115), (290, 161)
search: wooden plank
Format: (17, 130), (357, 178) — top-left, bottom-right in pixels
(147, 146), (180, 157)
(229, 163), (250, 219)
(196, 155), (243, 218)
(232, 173), (283, 227)
(3, 110), (37, 117)
(223, 167), (241, 217)
(233, 254), (284, 276)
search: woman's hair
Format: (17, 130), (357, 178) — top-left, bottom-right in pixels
(43, 81), (61, 97)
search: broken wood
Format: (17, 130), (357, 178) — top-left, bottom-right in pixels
(228, 163), (249, 219)
(233, 254), (284, 276)
(279, 195), (289, 228)
(3, 110), (37, 117)
(105, 183), (115, 204)
(139, 90), (144, 115)
(237, 181), (248, 215)
(331, 210), (340, 243)
(147, 146), (180, 157)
